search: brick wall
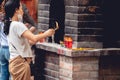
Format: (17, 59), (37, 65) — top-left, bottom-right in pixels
(35, 45), (120, 80)
(59, 56), (99, 80)
(64, 0), (103, 48)
(38, 0), (50, 31)
(34, 48), (100, 80)
(38, 0), (104, 48)
(35, 0), (120, 80)
(44, 52), (59, 80)
(99, 55), (120, 80)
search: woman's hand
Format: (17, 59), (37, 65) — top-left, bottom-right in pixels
(44, 29), (55, 37)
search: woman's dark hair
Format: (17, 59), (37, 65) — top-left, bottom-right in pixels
(4, 0), (20, 35)
(0, 0), (4, 5)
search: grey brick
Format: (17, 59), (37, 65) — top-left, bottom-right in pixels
(38, 17), (49, 24)
(39, 0), (50, 4)
(38, 10), (49, 18)
(38, 4), (50, 11)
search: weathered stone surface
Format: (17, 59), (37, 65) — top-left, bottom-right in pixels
(59, 68), (72, 78)
(101, 76), (120, 80)
(72, 71), (98, 79)
(66, 6), (102, 14)
(35, 0), (120, 80)
(59, 56), (99, 80)
(65, 34), (102, 42)
(44, 68), (59, 78)
(38, 23), (49, 31)
(45, 62), (59, 71)
(38, 4), (50, 11)
(65, 27), (103, 35)
(65, 6), (79, 13)
(65, 20), (103, 28)
(66, 13), (103, 21)
(65, 0), (104, 6)
(99, 56), (120, 80)
(72, 41), (103, 48)
(59, 76), (72, 80)
(64, 0), (78, 6)
(38, 10), (49, 18)
(35, 43), (120, 80)
(44, 75), (59, 80)
(36, 42), (102, 57)
(38, 0), (104, 48)
(39, 0), (50, 4)
(38, 17), (49, 24)
(45, 52), (59, 65)
(60, 56), (73, 63)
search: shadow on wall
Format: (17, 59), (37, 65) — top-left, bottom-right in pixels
(99, 55), (120, 80)
(49, 0), (65, 44)
(103, 0), (120, 48)
(34, 48), (45, 80)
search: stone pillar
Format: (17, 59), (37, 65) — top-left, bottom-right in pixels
(64, 0), (104, 48)
(44, 52), (59, 80)
(38, 0), (104, 47)
(60, 56), (99, 80)
(38, 0), (50, 31)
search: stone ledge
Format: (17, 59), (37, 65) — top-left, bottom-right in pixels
(36, 42), (120, 57)
(100, 48), (120, 56)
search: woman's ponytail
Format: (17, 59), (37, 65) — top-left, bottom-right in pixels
(4, 16), (11, 35)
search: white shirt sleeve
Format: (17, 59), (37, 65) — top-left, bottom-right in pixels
(13, 22), (28, 37)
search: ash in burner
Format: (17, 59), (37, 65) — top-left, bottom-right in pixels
(103, 0), (120, 48)
(49, 0), (65, 44)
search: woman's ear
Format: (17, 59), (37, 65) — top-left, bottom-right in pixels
(14, 9), (19, 16)
(15, 9), (18, 13)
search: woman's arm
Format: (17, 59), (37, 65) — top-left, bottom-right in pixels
(23, 24), (37, 45)
(28, 26), (36, 45)
(22, 29), (55, 44)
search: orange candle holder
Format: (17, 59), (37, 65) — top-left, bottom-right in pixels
(64, 36), (73, 49)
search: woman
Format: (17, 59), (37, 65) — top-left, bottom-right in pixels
(0, 0), (10, 80)
(4, 0), (55, 80)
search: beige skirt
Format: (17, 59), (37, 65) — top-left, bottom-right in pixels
(9, 56), (31, 80)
